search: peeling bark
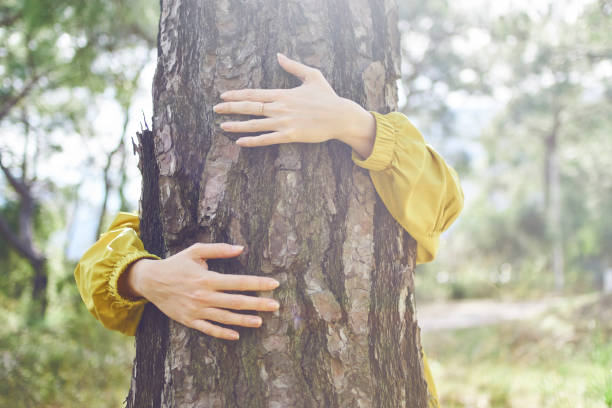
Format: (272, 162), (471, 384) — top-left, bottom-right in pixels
(129, 0), (430, 406)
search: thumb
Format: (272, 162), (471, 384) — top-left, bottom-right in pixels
(277, 53), (320, 82)
(188, 243), (244, 260)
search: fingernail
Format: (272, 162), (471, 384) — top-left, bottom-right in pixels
(220, 91), (228, 98)
(233, 245), (244, 250)
(213, 104), (219, 112)
(231, 332), (239, 340)
(268, 279), (280, 289)
(235, 138), (245, 146)
(249, 316), (262, 326)
(268, 300), (280, 309)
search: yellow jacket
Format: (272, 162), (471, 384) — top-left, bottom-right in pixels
(74, 111), (463, 406)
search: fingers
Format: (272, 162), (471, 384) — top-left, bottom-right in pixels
(209, 291), (280, 312)
(190, 319), (240, 341)
(276, 52), (321, 82)
(220, 88), (283, 102)
(221, 118), (278, 133)
(210, 273), (280, 292)
(216, 54), (322, 104)
(188, 243), (243, 260)
(189, 308), (267, 340)
(214, 101), (272, 117)
(236, 132), (290, 147)
(201, 307), (263, 328)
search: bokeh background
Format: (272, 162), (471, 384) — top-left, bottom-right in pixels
(1, 0), (610, 406)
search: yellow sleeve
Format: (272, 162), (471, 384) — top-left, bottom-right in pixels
(423, 352), (440, 408)
(74, 212), (160, 336)
(352, 111), (464, 264)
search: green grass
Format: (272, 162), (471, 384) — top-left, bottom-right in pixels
(422, 294), (612, 408)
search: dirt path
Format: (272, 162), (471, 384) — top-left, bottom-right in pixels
(416, 298), (564, 332)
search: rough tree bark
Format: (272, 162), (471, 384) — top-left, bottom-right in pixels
(128, 0), (432, 406)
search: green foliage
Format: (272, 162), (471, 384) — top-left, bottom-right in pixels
(1, 0), (156, 133)
(0, 199), (134, 405)
(0, 288), (134, 407)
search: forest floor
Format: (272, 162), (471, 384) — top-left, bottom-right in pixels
(418, 297), (566, 332)
(420, 293), (612, 408)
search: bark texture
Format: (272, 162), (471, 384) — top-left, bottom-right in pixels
(128, 0), (431, 406)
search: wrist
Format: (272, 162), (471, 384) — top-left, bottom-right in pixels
(121, 258), (157, 300)
(336, 98), (376, 159)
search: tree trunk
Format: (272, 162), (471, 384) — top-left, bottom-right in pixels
(128, 0), (431, 406)
(545, 109), (564, 291)
(0, 158), (48, 320)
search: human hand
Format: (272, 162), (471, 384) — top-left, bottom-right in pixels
(213, 53), (376, 159)
(125, 243), (280, 340)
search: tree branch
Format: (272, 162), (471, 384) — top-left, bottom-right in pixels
(0, 154), (31, 199)
(0, 212), (43, 263)
(96, 136), (124, 238)
(128, 23), (156, 48)
(0, 74), (41, 123)
(0, 10), (22, 27)
(95, 61), (147, 237)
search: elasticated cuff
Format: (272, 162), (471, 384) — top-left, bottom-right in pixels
(351, 111), (396, 171)
(108, 251), (160, 308)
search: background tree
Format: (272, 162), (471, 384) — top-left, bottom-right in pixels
(416, 0), (612, 298)
(128, 0), (432, 407)
(0, 0), (156, 320)
(476, 1), (612, 292)
(0, 0), (158, 405)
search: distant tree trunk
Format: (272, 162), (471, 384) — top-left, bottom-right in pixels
(545, 109), (564, 291)
(128, 0), (431, 407)
(0, 156), (48, 321)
